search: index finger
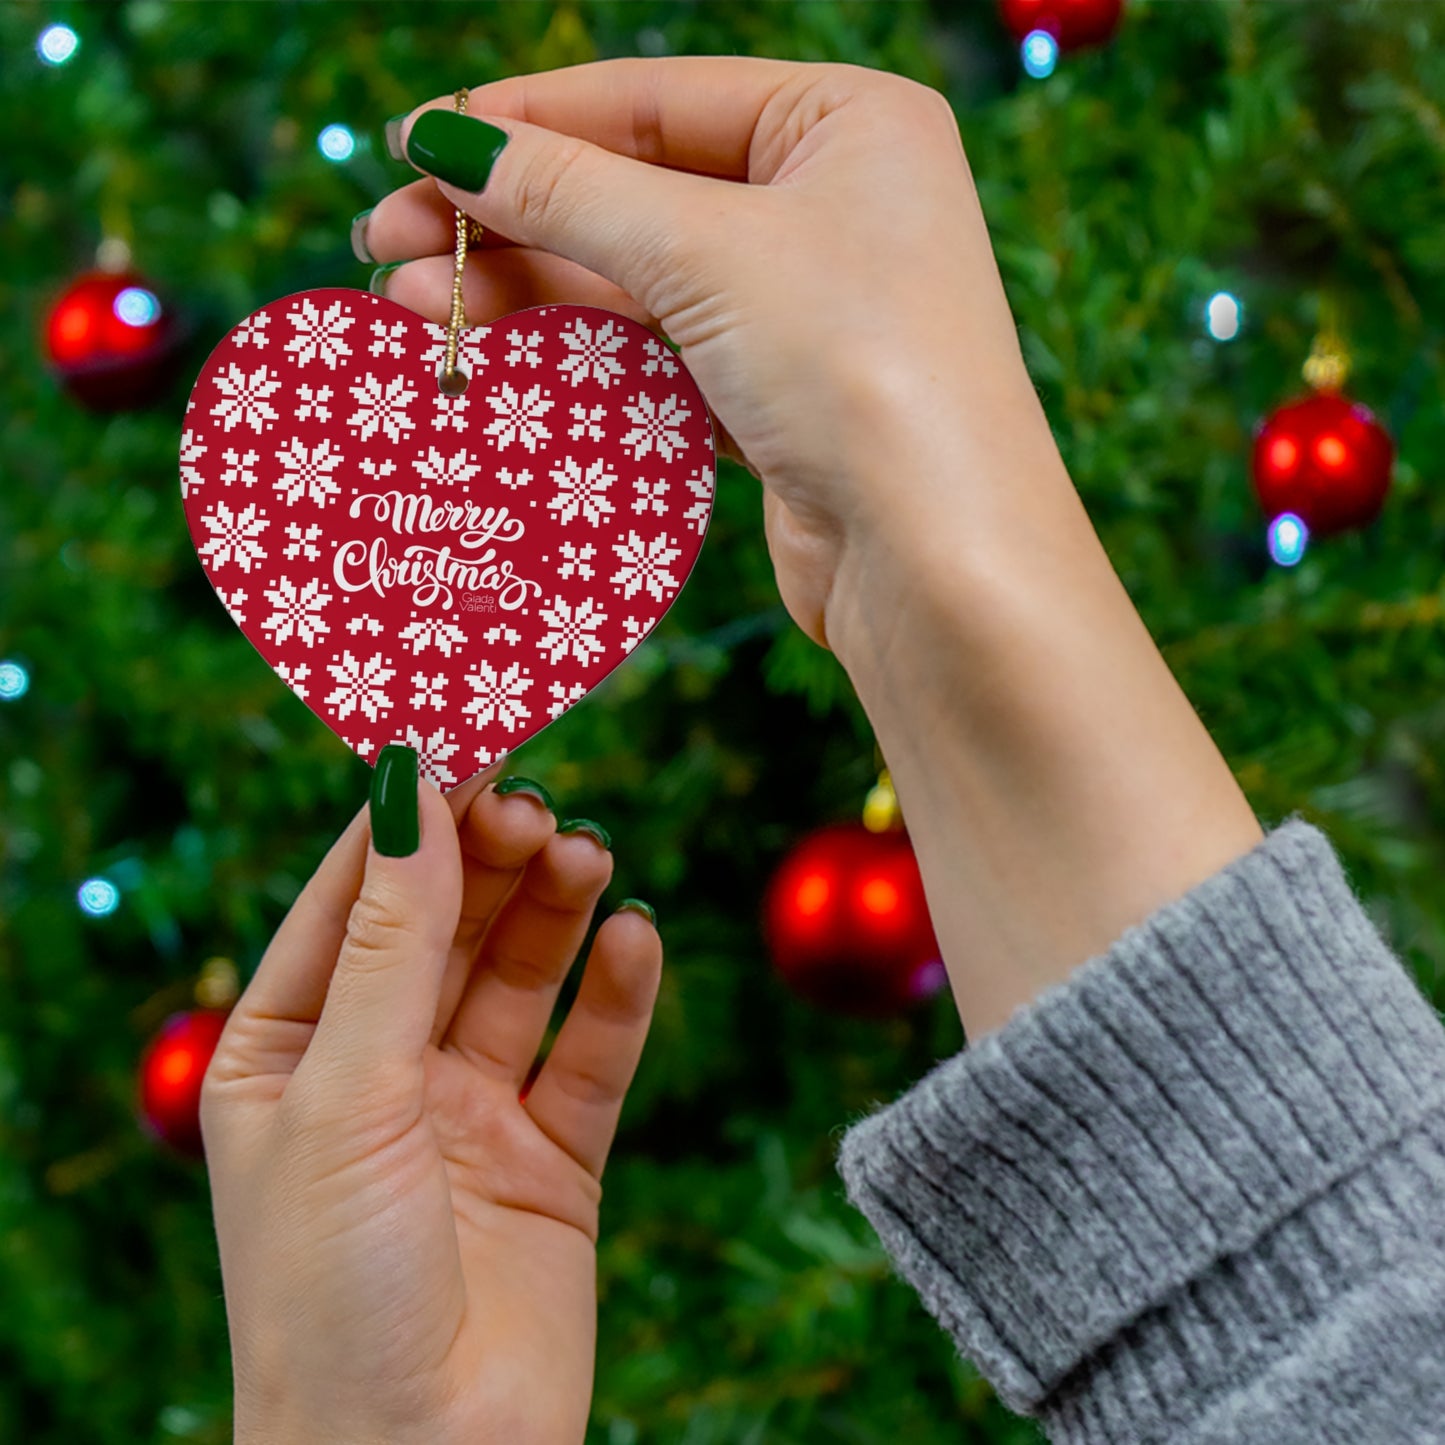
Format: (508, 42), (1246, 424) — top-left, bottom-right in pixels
(409, 54), (811, 183)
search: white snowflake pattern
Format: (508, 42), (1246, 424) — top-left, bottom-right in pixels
(619, 392), (691, 462)
(276, 660), (311, 699)
(413, 446), (481, 488)
(505, 329), (544, 367)
(274, 437), (344, 508)
(398, 613), (468, 657)
(548, 456), (616, 526)
(285, 296), (355, 369)
(355, 739), (376, 759)
(369, 319), (406, 359)
(260, 576), (334, 646)
(283, 521), (323, 561)
(348, 372), (418, 443)
(611, 530), (682, 603)
(483, 381), (554, 453)
(567, 402), (606, 441)
(481, 624), (522, 645)
(474, 744), (509, 770)
(622, 616), (657, 654)
(461, 659), (534, 732)
(409, 672), (447, 710)
(179, 429), (207, 499)
(683, 463), (714, 535)
(536, 595), (609, 667)
(220, 447), (259, 489)
(359, 456), (398, 482)
(641, 337), (678, 377)
(498, 467), (532, 491)
(547, 680), (588, 719)
(324, 651), (396, 724)
(210, 362), (282, 433)
(346, 614), (385, 637)
(198, 500), (270, 573)
(232, 313), (271, 349)
(420, 322), (491, 376)
(296, 383), (333, 422)
(217, 587), (247, 625)
(632, 477), (667, 515)
(403, 724), (461, 789)
(433, 393), (471, 433)
(557, 540), (597, 579)
(558, 317), (628, 388)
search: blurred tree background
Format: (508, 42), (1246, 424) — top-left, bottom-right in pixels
(2, 1), (1444, 1442)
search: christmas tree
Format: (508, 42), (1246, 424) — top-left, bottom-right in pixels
(3, 3), (1443, 1442)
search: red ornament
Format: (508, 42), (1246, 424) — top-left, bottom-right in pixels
(998, 0), (1124, 50)
(1251, 392), (1394, 537)
(44, 269), (181, 410)
(137, 1009), (230, 1157)
(181, 289), (715, 793)
(762, 821), (945, 1017)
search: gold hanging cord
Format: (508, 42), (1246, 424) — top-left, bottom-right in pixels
(441, 88), (486, 395)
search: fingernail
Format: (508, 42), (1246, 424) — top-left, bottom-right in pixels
(350, 208), (375, 264)
(617, 897), (656, 926)
(371, 745), (420, 857)
(384, 113), (409, 162)
(405, 109), (510, 192)
(558, 818), (612, 851)
(493, 775), (556, 813)
(369, 262), (403, 297)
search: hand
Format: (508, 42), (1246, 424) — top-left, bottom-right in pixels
(359, 56), (1055, 656)
(201, 760), (662, 1445)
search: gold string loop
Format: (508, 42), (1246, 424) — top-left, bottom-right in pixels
(440, 87), (481, 396)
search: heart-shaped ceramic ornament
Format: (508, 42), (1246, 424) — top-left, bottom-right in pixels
(180, 289), (716, 792)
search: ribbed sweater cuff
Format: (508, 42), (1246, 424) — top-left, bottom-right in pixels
(835, 817), (1445, 1428)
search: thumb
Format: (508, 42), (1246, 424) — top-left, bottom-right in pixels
(398, 105), (735, 320)
(304, 745), (463, 1088)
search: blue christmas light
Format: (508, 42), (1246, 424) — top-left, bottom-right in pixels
(114, 287), (161, 327)
(0, 660), (28, 701)
(78, 878), (121, 917)
(1267, 512), (1309, 567)
(37, 24), (79, 66)
(1021, 30), (1059, 79)
(1205, 291), (1243, 342)
(318, 124), (356, 162)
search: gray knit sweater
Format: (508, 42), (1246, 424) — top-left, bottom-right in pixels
(835, 817), (1445, 1443)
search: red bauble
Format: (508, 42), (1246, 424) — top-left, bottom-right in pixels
(44, 269), (181, 410)
(998, 0), (1124, 49)
(1251, 391), (1394, 537)
(762, 822), (945, 1017)
(137, 1009), (230, 1157)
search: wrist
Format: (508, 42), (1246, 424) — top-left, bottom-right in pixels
(823, 405), (1262, 1039)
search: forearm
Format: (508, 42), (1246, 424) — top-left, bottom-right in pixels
(824, 375), (1262, 1040)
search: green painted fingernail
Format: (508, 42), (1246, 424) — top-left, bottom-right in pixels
(384, 113), (409, 162)
(617, 898), (656, 926)
(369, 262), (403, 297)
(350, 208), (375, 264)
(558, 818), (611, 851)
(494, 775), (556, 813)
(405, 109), (510, 192)
(370, 745), (419, 857)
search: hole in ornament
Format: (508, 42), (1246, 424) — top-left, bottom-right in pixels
(438, 363), (470, 398)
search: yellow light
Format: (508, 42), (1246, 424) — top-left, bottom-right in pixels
(1316, 434), (1347, 468)
(859, 877), (900, 917)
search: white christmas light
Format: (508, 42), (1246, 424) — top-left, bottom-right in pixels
(318, 124), (356, 162)
(1205, 291), (1242, 342)
(1267, 512), (1308, 567)
(1022, 30), (1059, 79)
(0, 660), (29, 700)
(38, 24), (79, 66)
(114, 287), (161, 327)
(78, 878), (121, 917)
